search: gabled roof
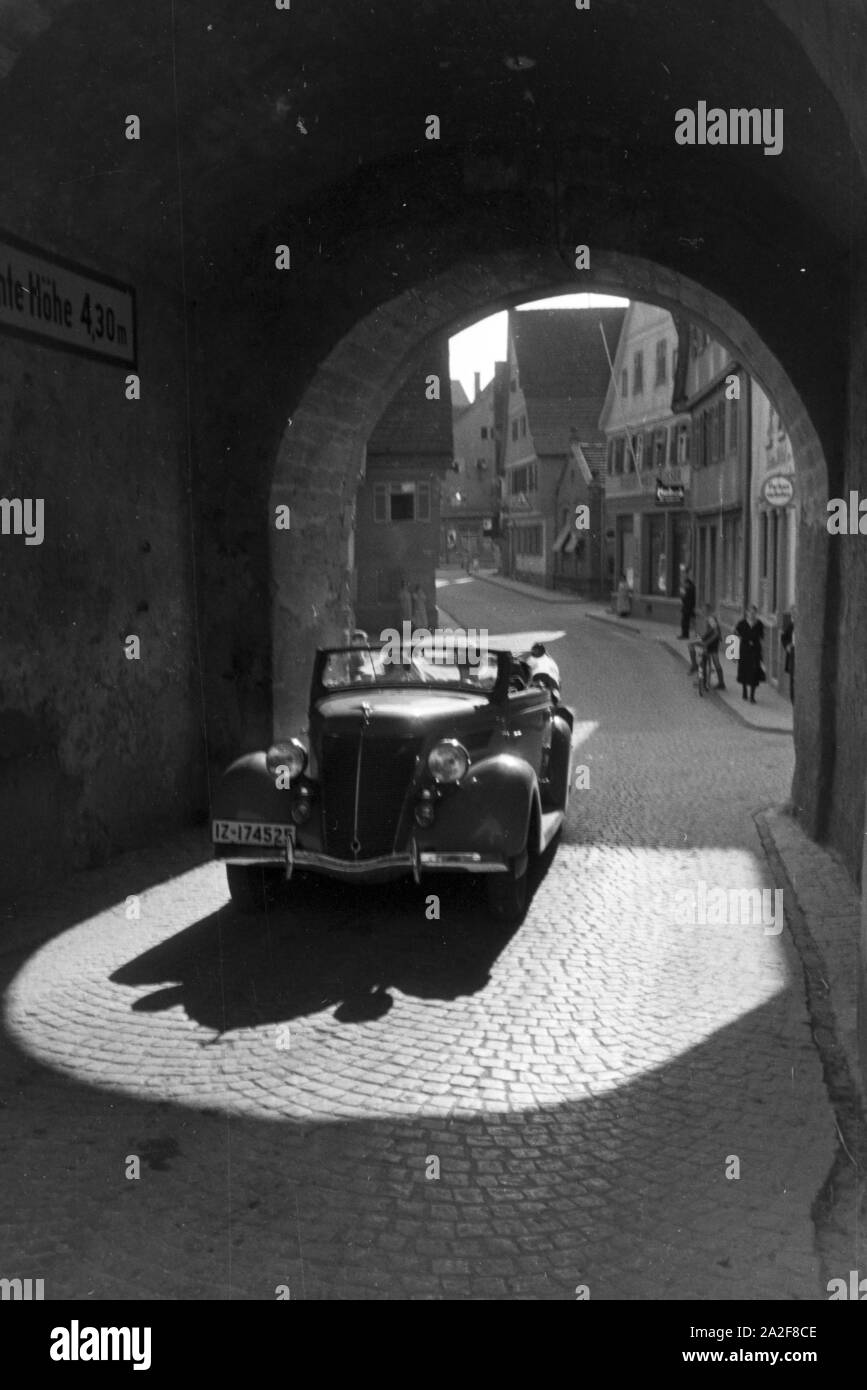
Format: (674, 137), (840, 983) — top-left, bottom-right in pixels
(576, 440), (607, 479)
(511, 307), (627, 455)
(598, 301), (639, 430)
(368, 356), (453, 456)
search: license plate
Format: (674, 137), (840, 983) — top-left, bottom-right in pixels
(212, 820), (294, 847)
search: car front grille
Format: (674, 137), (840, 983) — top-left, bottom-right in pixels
(320, 733), (420, 859)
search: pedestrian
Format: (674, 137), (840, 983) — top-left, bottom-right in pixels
(411, 583), (428, 630)
(688, 601), (725, 689)
(616, 572), (632, 617)
(780, 605), (795, 703)
(679, 569), (696, 639)
(398, 577), (412, 625)
(735, 603), (765, 703)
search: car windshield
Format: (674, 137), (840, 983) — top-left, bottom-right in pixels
(320, 645), (500, 693)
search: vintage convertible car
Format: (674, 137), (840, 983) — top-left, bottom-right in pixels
(211, 642), (574, 922)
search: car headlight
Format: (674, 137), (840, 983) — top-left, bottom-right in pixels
(427, 739), (469, 784)
(266, 739), (307, 780)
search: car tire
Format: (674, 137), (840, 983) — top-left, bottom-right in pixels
(485, 852), (529, 924)
(226, 864), (283, 913)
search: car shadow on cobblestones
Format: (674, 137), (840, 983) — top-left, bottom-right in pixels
(110, 842), (560, 1035)
(109, 873), (518, 1033)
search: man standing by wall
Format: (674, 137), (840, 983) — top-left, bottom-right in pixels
(679, 567), (696, 639)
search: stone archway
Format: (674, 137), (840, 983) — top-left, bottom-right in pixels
(270, 248), (831, 836)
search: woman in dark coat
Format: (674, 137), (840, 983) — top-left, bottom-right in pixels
(735, 604), (765, 703)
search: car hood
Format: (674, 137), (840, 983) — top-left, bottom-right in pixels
(312, 688), (492, 736)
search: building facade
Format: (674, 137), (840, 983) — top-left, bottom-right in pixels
(676, 324), (749, 637)
(749, 383), (798, 689)
(354, 345), (452, 636)
(501, 305), (626, 593)
(441, 368), (505, 567)
(599, 302), (692, 617)
(601, 307), (797, 672)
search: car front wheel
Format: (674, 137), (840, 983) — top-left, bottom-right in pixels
(485, 851), (528, 924)
(226, 864), (283, 913)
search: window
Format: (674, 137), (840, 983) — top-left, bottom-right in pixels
(515, 524), (543, 556)
(664, 425), (674, 466)
(510, 377), (517, 392)
(607, 439), (616, 474)
(480, 427), (488, 439)
(477, 458), (485, 469)
(373, 480), (431, 523)
(632, 350), (644, 395)
(653, 429), (666, 467)
(632, 434), (643, 470)
(520, 415), (527, 437)
(655, 339), (667, 386)
(621, 370), (628, 398)
(511, 418), (519, 441)
(727, 394), (739, 453)
(760, 510), (769, 579)
(677, 423), (690, 464)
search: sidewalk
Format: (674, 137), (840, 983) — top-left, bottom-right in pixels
(456, 571), (793, 734)
(584, 603), (793, 735)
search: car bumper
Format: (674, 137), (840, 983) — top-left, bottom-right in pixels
(217, 841), (509, 883)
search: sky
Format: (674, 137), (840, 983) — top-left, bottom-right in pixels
(448, 293), (629, 402)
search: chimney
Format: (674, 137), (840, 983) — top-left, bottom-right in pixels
(473, 371), (481, 402)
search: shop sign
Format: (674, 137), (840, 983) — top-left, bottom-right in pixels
(761, 472), (795, 507)
(655, 481), (685, 506)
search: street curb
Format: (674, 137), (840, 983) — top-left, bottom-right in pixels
(584, 611), (644, 636)
(756, 808), (865, 1118)
(754, 809), (866, 1288)
(467, 572), (585, 605)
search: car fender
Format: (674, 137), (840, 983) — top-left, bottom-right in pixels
(423, 753), (542, 859)
(542, 709), (574, 811)
(212, 752), (288, 822)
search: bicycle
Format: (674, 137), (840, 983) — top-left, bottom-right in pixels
(695, 645), (711, 696)
(688, 635), (711, 695)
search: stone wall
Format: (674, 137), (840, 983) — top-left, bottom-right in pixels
(0, 273), (205, 901)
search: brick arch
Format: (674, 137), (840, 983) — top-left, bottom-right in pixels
(270, 248), (831, 832)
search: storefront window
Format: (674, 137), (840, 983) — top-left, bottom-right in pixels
(647, 514), (666, 594)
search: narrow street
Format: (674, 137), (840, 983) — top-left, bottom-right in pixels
(0, 577), (836, 1300)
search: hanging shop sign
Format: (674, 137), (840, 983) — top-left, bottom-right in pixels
(655, 480), (685, 506)
(0, 230), (136, 367)
(760, 472), (795, 507)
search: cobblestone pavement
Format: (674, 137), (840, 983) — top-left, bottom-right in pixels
(0, 579), (851, 1299)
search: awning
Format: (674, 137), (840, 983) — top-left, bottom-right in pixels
(552, 520), (573, 552)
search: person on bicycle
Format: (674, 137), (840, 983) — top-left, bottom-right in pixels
(688, 602), (725, 690)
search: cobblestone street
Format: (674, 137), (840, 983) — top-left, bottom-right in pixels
(0, 578), (846, 1299)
